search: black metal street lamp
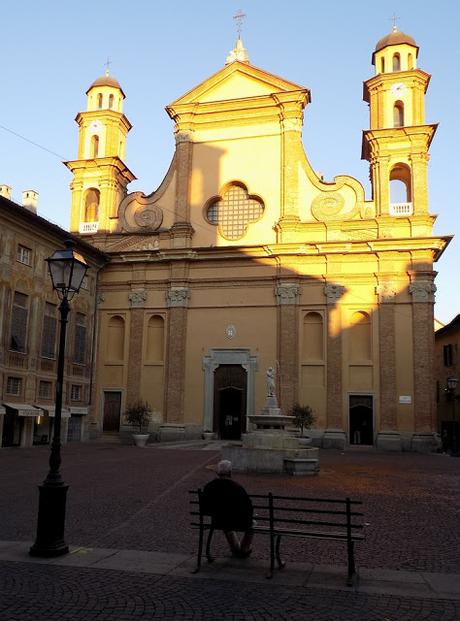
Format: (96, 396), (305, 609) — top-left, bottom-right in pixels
(446, 376), (458, 456)
(30, 240), (88, 557)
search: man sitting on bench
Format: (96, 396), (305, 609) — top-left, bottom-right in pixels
(201, 459), (254, 558)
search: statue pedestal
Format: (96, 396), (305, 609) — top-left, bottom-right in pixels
(222, 392), (320, 475)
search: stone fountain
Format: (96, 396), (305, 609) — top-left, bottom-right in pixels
(222, 367), (320, 475)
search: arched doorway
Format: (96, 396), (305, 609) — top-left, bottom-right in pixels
(349, 395), (374, 445)
(213, 365), (247, 440)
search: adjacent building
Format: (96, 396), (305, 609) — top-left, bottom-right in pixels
(0, 191), (106, 447)
(435, 315), (460, 448)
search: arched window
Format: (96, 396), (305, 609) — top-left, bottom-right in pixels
(389, 163), (411, 203)
(91, 134), (99, 158)
(106, 316), (125, 361)
(408, 53), (414, 70)
(84, 188), (100, 222)
(349, 312), (371, 361)
(392, 53), (401, 71)
(380, 57), (385, 73)
(146, 315), (164, 361)
(97, 93), (103, 108)
(393, 101), (404, 128)
(108, 94), (114, 109)
(302, 312), (323, 361)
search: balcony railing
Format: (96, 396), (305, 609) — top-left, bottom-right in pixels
(389, 202), (413, 217)
(79, 221), (99, 234)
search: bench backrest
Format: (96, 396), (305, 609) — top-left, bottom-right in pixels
(190, 490), (363, 536)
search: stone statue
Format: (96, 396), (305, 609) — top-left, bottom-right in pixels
(266, 367), (275, 398)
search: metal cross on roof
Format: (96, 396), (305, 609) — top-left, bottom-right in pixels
(389, 13), (400, 31)
(233, 9), (246, 37)
(104, 57), (112, 76)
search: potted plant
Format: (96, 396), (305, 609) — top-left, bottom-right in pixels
(125, 401), (152, 447)
(291, 403), (315, 445)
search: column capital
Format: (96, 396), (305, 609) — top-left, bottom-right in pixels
(375, 281), (398, 303)
(166, 287), (190, 308)
(275, 282), (300, 305)
(409, 281), (436, 303)
(128, 290), (147, 308)
(324, 283), (345, 305)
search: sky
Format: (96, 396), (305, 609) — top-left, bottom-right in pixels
(0, 0), (458, 323)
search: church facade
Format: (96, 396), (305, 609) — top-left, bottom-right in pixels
(67, 28), (449, 451)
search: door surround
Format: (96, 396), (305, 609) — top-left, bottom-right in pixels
(203, 348), (258, 433)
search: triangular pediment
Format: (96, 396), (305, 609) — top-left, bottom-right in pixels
(168, 61), (309, 107)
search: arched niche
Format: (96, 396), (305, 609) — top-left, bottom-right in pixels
(349, 311), (371, 361)
(84, 188), (100, 222)
(106, 315), (125, 361)
(146, 315), (164, 361)
(302, 311), (324, 361)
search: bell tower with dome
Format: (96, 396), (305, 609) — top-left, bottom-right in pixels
(65, 70), (136, 235)
(362, 26), (436, 223)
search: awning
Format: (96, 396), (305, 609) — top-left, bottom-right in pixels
(70, 407), (89, 416)
(3, 403), (40, 417)
(34, 405), (71, 419)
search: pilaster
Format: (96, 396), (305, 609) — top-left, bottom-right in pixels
(164, 287), (190, 423)
(323, 283), (346, 448)
(375, 281), (401, 451)
(409, 279), (437, 438)
(126, 291), (146, 406)
(275, 282), (299, 415)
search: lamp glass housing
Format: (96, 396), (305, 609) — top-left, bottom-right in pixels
(46, 241), (88, 301)
(447, 377), (458, 392)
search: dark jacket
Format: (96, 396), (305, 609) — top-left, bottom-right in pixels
(201, 477), (253, 531)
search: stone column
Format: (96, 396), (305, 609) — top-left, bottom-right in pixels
(164, 287), (190, 429)
(275, 282), (299, 415)
(375, 282), (401, 451)
(126, 290), (146, 406)
(409, 153), (429, 216)
(274, 97), (303, 241)
(409, 279), (437, 452)
(323, 283), (346, 449)
(171, 132), (194, 247)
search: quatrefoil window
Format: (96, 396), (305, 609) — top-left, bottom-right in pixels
(206, 182), (264, 240)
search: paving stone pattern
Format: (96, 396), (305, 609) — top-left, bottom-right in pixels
(0, 444), (459, 574)
(1, 561), (459, 621)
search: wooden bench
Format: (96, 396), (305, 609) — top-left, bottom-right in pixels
(190, 489), (365, 585)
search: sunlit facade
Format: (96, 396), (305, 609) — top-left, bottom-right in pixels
(68, 29), (449, 451)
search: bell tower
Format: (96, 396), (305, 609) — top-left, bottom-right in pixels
(362, 26), (436, 221)
(65, 70), (136, 234)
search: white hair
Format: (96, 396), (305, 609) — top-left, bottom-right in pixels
(217, 460), (232, 476)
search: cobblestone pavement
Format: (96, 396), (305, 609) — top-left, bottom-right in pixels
(1, 561), (459, 621)
(1, 443), (459, 574)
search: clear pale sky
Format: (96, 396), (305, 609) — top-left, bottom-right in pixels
(1, 0), (458, 323)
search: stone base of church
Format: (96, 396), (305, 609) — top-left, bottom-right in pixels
(322, 429), (347, 450)
(376, 431), (402, 452)
(410, 432), (441, 454)
(222, 443), (319, 474)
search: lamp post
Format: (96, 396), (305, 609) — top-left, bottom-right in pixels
(446, 376), (458, 456)
(30, 240), (88, 557)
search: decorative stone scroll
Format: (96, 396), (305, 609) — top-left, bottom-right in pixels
(128, 290), (147, 307)
(311, 192), (345, 221)
(409, 281), (437, 303)
(166, 287), (190, 308)
(324, 284), (345, 305)
(376, 282), (398, 303)
(275, 283), (300, 305)
(96, 293), (105, 306)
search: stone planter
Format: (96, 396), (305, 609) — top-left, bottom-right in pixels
(298, 436), (313, 446)
(132, 433), (150, 447)
(203, 432), (215, 441)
